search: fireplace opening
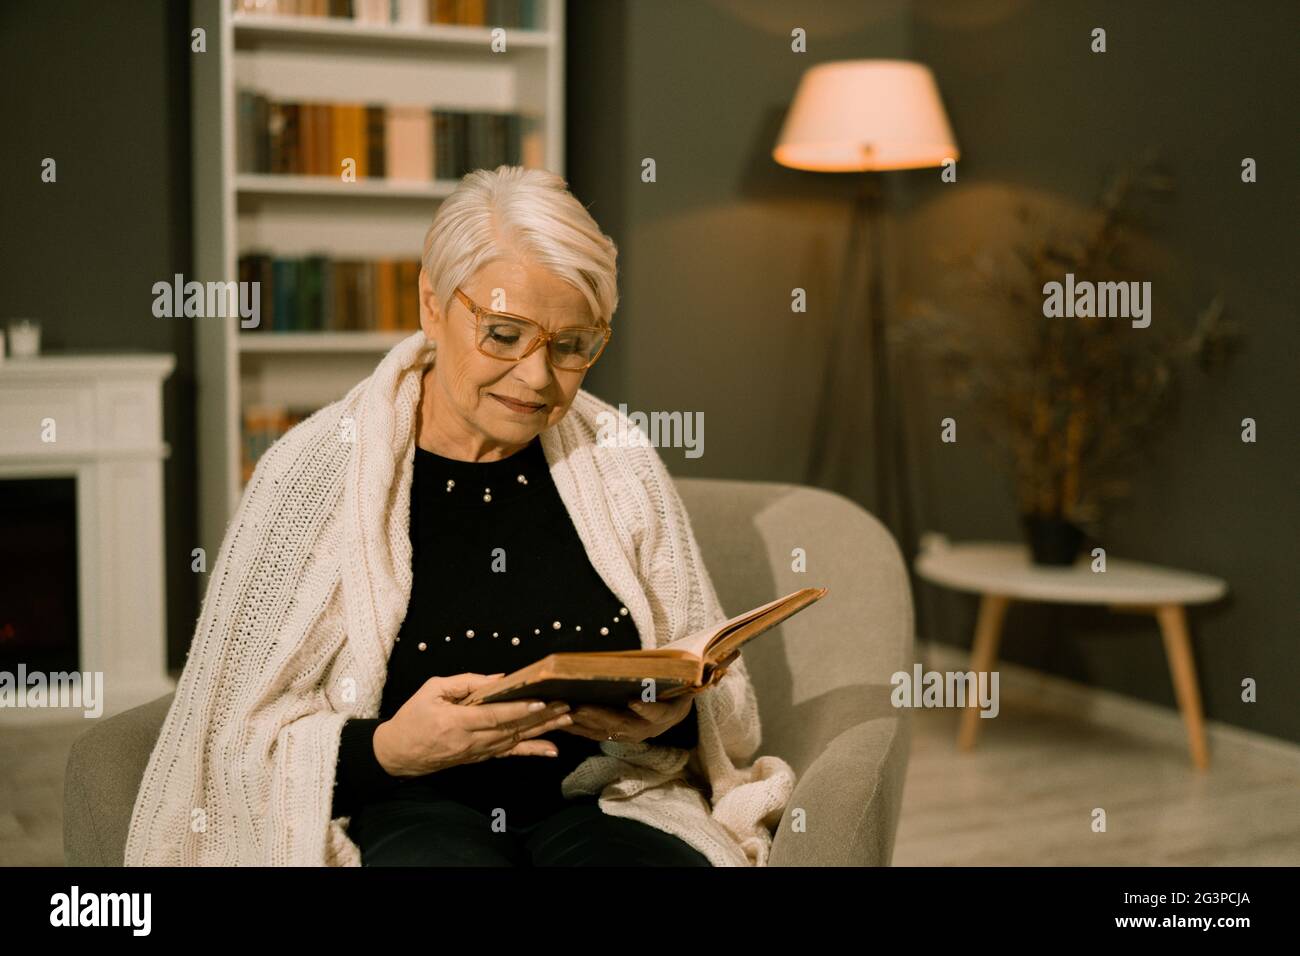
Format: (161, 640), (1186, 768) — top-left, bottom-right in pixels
(0, 477), (80, 676)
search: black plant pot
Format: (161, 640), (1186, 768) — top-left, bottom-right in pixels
(1020, 514), (1085, 566)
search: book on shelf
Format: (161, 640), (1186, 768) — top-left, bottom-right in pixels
(459, 586), (830, 708)
(233, 0), (539, 30)
(430, 0), (538, 28)
(241, 404), (316, 484)
(237, 92), (532, 181)
(385, 106), (431, 179)
(366, 105), (386, 175)
(238, 254), (422, 333)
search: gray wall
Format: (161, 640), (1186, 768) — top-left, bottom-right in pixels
(0, 1), (198, 671)
(568, 0), (1299, 744)
(570, 0), (912, 486)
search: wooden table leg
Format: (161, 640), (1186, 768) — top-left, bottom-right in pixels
(958, 593), (1010, 751)
(1155, 603), (1210, 770)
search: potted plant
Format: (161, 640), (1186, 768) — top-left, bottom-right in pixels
(900, 154), (1244, 565)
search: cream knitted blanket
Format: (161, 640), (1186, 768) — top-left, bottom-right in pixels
(124, 330), (795, 867)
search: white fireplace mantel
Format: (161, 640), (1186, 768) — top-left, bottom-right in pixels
(0, 352), (177, 723)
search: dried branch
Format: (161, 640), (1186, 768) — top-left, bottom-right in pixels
(902, 155), (1244, 529)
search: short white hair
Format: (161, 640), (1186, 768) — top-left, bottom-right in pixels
(421, 165), (619, 327)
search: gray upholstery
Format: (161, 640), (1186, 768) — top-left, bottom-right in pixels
(64, 477), (913, 866)
(64, 692), (175, 867)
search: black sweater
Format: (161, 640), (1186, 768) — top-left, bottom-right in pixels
(331, 433), (698, 824)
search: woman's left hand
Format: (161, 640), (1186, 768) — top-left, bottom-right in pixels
(557, 652), (740, 743)
(557, 695), (693, 743)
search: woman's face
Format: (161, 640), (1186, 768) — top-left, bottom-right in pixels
(418, 257), (596, 456)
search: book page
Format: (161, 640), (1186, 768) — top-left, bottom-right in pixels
(659, 588), (823, 659)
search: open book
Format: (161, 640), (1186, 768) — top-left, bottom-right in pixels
(460, 586), (828, 707)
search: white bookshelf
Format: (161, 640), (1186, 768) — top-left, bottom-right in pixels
(237, 329), (412, 352)
(191, 0), (566, 562)
(235, 172), (459, 198)
(232, 12), (556, 48)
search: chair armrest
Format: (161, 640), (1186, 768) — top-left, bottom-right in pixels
(768, 711), (911, 867)
(64, 693), (174, 866)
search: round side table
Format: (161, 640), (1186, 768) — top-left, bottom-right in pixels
(914, 535), (1228, 770)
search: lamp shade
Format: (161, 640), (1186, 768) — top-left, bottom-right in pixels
(774, 59), (959, 172)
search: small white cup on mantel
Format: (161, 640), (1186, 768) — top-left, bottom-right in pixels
(7, 319), (41, 359)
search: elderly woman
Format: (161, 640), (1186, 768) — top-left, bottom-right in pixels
(125, 166), (794, 867)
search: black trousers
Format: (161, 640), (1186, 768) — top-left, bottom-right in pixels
(347, 790), (713, 866)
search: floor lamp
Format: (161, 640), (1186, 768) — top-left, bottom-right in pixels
(774, 60), (959, 558)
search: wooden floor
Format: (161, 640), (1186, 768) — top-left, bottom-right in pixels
(893, 680), (1300, 865)
(3, 672), (1298, 866)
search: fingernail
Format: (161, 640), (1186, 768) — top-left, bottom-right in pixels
(527, 701), (546, 712)
(545, 749), (558, 757)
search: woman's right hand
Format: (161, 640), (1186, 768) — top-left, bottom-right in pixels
(372, 673), (572, 778)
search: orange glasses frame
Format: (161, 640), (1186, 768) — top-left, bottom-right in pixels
(453, 287), (612, 371)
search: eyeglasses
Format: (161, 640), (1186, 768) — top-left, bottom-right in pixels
(453, 287), (612, 371)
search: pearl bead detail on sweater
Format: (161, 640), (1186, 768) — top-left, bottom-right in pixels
(413, 606), (627, 646)
(440, 475), (538, 501)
